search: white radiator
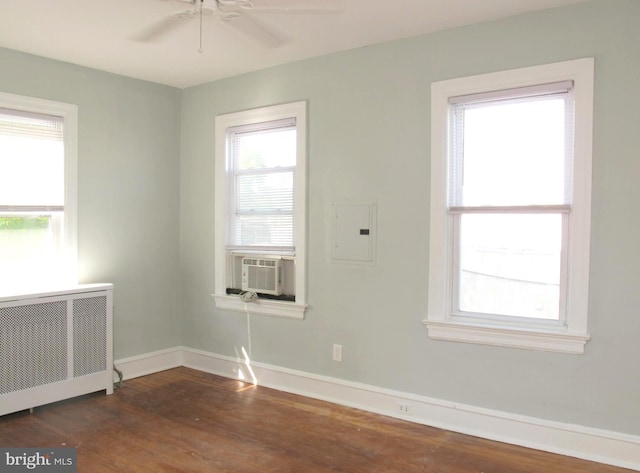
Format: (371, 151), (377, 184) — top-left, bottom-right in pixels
(0, 284), (113, 416)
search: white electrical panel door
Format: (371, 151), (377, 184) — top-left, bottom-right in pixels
(332, 203), (376, 263)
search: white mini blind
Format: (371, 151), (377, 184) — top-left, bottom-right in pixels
(227, 118), (296, 251)
(0, 108), (65, 209)
(448, 81), (574, 209)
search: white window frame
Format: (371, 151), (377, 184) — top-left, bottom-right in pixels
(0, 92), (78, 291)
(213, 101), (307, 319)
(425, 58), (594, 354)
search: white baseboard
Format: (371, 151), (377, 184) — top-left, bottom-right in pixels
(114, 347), (184, 381)
(117, 346), (640, 472)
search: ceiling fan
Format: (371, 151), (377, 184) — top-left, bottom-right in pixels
(133, 0), (345, 51)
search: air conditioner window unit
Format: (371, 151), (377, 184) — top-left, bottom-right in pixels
(241, 257), (282, 296)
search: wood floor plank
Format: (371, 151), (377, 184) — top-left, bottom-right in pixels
(0, 367), (634, 472)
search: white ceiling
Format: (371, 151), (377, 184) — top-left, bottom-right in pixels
(0, 0), (587, 89)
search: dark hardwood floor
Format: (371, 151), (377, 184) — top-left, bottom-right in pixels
(0, 367), (633, 472)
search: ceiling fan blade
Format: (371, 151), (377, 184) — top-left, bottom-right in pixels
(249, 0), (344, 12)
(131, 9), (196, 42)
(221, 14), (285, 48)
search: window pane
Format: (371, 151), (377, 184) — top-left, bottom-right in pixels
(234, 128), (296, 170)
(235, 214), (293, 247)
(458, 213), (562, 320)
(0, 112), (64, 206)
(236, 171), (293, 212)
(455, 97), (569, 207)
(230, 122), (296, 249)
(0, 215), (62, 288)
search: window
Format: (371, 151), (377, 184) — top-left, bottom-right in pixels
(213, 102), (307, 319)
(228, 119), (296, 252)
(426, 59), (594, 353)
(0, 92), (77, 292)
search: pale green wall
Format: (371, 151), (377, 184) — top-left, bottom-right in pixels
(2, 0), (638, 439)
(0, 47), (182, 358)
(180, 0), (640, 435)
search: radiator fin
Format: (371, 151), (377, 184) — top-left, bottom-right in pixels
(73, 296), (107, 377)
(0, 301), (67, 394)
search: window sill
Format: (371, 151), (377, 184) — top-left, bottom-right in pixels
(423, 320), (590, 354)
(212, 294), (306, 320)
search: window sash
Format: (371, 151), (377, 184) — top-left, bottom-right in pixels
(448, 83), (575, 209)
(450, 210), (569, 326)
(0, 108), (65, 208)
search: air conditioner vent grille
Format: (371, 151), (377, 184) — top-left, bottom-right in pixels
(241, 257), (282, 295)
(0, 301), (67, 395)
(248, 266), (276, 292)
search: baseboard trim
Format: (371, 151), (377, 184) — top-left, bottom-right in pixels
(118, 347), (640, 471)
(114, 347), (184, 380)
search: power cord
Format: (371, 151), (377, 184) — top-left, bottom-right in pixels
(240, 291), (258, 358)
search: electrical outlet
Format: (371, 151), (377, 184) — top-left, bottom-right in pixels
(332, 344), (343, 362)
(399, 403), (411, 414)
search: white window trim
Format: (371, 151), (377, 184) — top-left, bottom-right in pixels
(0, 91), (78, 287)
(213, 101), (307, 319)
(425, 58), (594, 354)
